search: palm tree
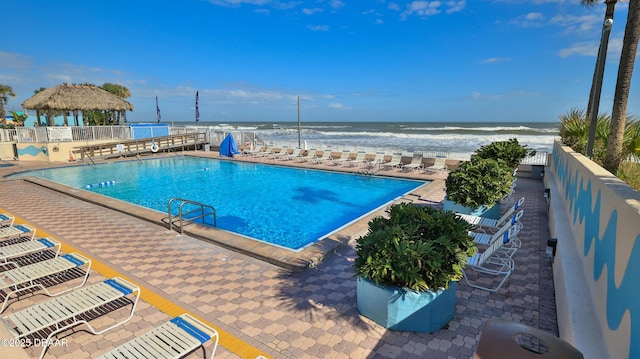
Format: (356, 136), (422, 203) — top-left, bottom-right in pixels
(0, 84), (16, 126)
(604, 0), (640, 173)
(583, 0), (617, 157)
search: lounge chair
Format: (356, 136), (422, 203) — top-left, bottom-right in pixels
(381, 152), (403, 170)
(330, 150), (352, 166)
(242, 143), (264, 156)
(0, 213), (15, 228)
(457, 197), (525, 231)
(463, 225), (519, 292)
(424, 156), (448, 173)
(346, 151), (368, 167)
(468, 216), (523, 256)
(0, 252), (92, 313)
(284, 148), (303, 161)
(2, 277), (140, 359)
(0, 237), (62, 268)
(299, 149), (317, 162)
(313, 150), (333, 164)
(271, 147), (289, 159)
(365, 152), (387, 169)
(402, 153), (424, 172)
(96, 313), (219, 359)
(255, 146), (274, 157)
(0, 224), (36, 241)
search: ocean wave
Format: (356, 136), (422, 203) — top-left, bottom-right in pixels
(402, 126), (558, 133)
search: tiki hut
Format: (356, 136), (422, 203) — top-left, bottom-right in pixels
(22, 84), (134, 126)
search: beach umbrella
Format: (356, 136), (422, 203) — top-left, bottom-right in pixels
(219, 132), (240, 157)
(156, 96), (161, 124)
(195, 90), (199, 123)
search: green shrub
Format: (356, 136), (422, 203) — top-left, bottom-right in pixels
(354, 204), (477, 292)
(445, 158), (514, 208)
(473, 138), (535, 168)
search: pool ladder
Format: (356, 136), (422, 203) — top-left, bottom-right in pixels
(167, 198), (217, 234)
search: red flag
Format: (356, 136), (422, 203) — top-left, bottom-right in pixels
(195, 91), (200, 123)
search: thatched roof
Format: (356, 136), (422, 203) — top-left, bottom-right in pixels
(22, 84), (134, 112)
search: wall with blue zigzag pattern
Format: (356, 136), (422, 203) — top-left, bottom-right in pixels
(551, 141), (640, 359)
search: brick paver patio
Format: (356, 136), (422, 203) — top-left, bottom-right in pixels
(0, 155), (556, 358)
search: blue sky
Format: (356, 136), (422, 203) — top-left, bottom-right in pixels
(1, 0), (638, 123)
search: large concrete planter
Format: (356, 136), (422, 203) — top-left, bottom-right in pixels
(356, 277), (457, 333)
(443, 196), (501, 220)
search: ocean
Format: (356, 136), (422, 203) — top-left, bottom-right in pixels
(185, 121), (558, 160)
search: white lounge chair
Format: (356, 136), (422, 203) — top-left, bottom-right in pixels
(242, 143), (264, 156)
(255, 146), (274, 157)
(402, 153), (424, 172)
(271, 147), (290, 159)
(284, 148), (303, 161)
(457, 197), (525, 231)
(346, 151), (368, 167)
(2, 277), (140, 359)
(463, 225), (519, 292)
(313, 150), (333, 164)
(0, 213), (15, 228)
(365, 152), (386, 169)
(330, 150), (352, 166)
(0, 237), (62, 268)
(382, 152), (403, 170)
(299, 149), (317, 162)
(96, 313), (219, 359)
(469, 218), (523, 258)
(0, 252), (92, 313)
(424, 156), (448, 173)
(0, 224), (36, 241)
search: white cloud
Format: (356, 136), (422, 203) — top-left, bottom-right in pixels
(482, 57), (511, 63)
(508, 12), (544, 27)
(402, 1), (442, 19)
(388, 2), (401, 11)
(329, 0), (345, 10)
(445, 0), (465, 14)
(303, 8), (323, 15)
(400, 1), (465, 18)
(549, 14), (600, 33)
(376, 19), (384, 24)
(558, 36), (624, 58)
(558, 40), (598, 57)
(329, 102), (350, 109)
(308, 25), (330, 31)
(0, 51), (32, 70)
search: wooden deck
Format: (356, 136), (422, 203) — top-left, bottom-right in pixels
(74, 132), (208, 161)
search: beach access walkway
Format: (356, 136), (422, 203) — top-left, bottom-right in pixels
(0, 154), (556, 358)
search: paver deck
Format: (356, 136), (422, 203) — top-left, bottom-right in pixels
(0, 153), (557, 358)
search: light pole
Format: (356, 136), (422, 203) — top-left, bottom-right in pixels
(586, 10), (615, 157)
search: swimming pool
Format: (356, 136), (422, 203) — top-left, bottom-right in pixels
(16, 157), (426, 250)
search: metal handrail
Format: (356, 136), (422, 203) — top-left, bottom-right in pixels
(167, 198), (217, 233)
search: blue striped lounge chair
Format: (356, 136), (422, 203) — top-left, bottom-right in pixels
(0, 237), (62, 268)
(96, 313), (219, 359)
(1, 277), (140, 359)
(463, 225), (519, 292)
(0, 252), (92, 313)
(0, 224), (36, 241)
(0, 213), (15, 228)
(456, 197), (525, 232)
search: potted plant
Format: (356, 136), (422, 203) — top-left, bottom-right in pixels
(354, 203), (477, 333)
(473, 138), (536, 169)
(443, 157), (514, 218)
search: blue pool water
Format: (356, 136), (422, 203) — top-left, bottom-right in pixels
(16, 157), (426, 250)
